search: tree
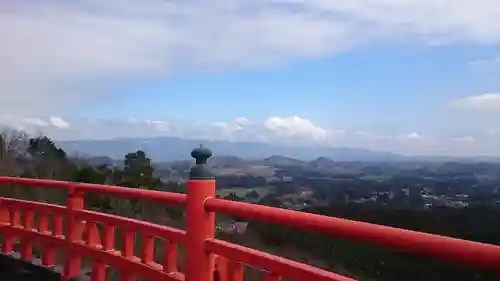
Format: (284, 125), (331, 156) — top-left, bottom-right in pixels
(26, 135), (75, 181)
(106, 150), (168, 219)
(75, 165), (113, 210)
(0, 129), (30, 199)
(75, 166), (107, 184)
(245, 190), (260, 201)
(0, 129), (29, 177)
(28, 136), (66, 161)
(120, 150), (161, 189)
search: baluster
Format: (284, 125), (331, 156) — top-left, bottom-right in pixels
(121, 229), (134, 258)
(85, 219), (104, 277)
(163, 239), (177, 273)
(64, 189), (84, 280)
(93, 224), (115, 281)
(38, 210), (55, 266)
(120, 228), (135, 281)
(10, 207), (21, 253)
(227, 260), (244, 281)
(91, 263), (106, 281)
(52, 214), (63, 237)
(85, 221), (101, 247)
(20, 208), (34, 259)
(102, 224), (115, 251)
(212, 255), (227, 281)
(140, 234), (154, 265)
(11, 207), (21, 227)
(0, 200), (13, 253)
(0, 199), (8, 226)
(89, 222), (106, 281)
(38, 210), (49, 233)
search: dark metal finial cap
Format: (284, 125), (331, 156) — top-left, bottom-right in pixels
(191, 145), (212, 164)
(189, 145), (213, 179)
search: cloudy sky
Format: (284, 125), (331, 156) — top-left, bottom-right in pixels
(1, 0), (500, 156)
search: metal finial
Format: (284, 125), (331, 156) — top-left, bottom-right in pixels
(189, 146), (213, 179)
(191, 146), (212, 165)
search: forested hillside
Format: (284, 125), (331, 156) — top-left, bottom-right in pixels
(1, 129), (499, 281)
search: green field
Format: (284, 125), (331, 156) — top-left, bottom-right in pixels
(216, 187), (270, 197)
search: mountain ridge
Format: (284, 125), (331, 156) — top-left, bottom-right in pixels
(57, 136), (500, 163)
(58, 136), (404, 162)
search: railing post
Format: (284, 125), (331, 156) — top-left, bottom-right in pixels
(0, 198), (14, 253)
(185, 146), (215, 281)
(64, 186), (84, 280)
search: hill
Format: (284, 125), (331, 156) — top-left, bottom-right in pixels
(58, 136), (404, 162)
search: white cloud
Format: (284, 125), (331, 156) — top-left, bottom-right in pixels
(452, 136), (476, 142)
(449, 93), (500, 112)
(1, 115), (499, 155)
(210, 121), (244, 141)
(145, 120), (169, 132)
(49, 116), (70, 129)
(2, 1), (500, 115)
(356, 131), (390, 140)
(402, 132), (424, 140)
(234, 117), (250, 126)
(330, 129), (346, 137)
(0, 115), (334, 142)
(22, 117), (49, 127)
(264, 116), (329, 140)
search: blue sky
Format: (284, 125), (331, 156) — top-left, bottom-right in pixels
(84, 43), (496, 124)
(1, 1), (500, 155)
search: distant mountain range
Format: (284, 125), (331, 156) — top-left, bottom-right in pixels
(58, 136), (402, 162)
(57, 136), (500, 163)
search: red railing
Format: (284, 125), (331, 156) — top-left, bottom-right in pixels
(0, 147), (500, 281)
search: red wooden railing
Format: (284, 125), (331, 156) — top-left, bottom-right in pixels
(0, 147), (500, 281)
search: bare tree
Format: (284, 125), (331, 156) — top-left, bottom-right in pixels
(0, 128), (30, 175)
(0, 129), (31, 199)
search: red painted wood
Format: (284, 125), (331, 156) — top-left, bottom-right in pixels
(227, 259), (244, 281)
(38, 211), (49, 233)
(140, 234), (155, 264)
(0, 177), (186, 205)
(205, 239), (355, 281)
(163, 238), (178, 273)
(64, 188), (84, 279)
(11, 207), (21, 227)
(204, 197), (500, 274)
(185, 179), (216, 281)
(85, 221), (101, 247)
(53, 214), (63, 236)
(0, 199), (14, 253)
(38, 210), (56, 266)
(92, 262), (106, 281)
(20, 208), (34, 259)
(102, 224), (115, 251)
(0, 176), (499, 281)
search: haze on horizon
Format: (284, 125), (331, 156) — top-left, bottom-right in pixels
(1, 0), (500, 157)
